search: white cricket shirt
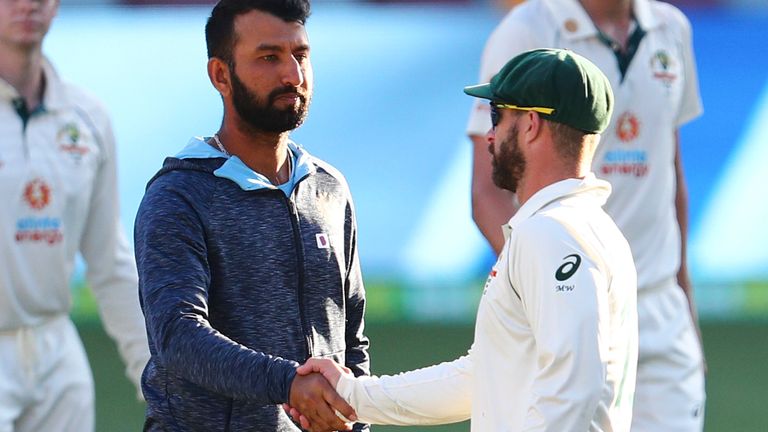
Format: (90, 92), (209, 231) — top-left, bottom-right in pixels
(0, 60), (149, 387)
(466, 0), (702, 289)
(338, 175), (638, 431)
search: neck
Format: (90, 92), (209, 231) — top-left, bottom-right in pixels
(580, 0), (632, 21)
(580, 0), (634, 50)
(516, 158), (591, 207)
(215, 122), (293, 185)
(0, 44), (45, 109)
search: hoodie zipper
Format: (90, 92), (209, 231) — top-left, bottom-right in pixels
(284, 196), (313, 359)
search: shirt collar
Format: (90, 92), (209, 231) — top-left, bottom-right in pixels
(505, 173), (612, 233)
(544, 0), (659, 41)
(175, 136), (316, 191)
(0, 58), (68, 111)
(40, 59), (69, 111)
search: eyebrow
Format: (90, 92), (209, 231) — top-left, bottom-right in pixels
(256, 43), (310, 53)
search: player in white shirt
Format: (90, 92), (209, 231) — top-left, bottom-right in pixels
(287, 48), (638, 432)
(0, 0), (150, 431)
(466, 1), (706, 430)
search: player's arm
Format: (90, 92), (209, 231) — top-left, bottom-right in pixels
(296, 355), (473, 426)
(672, 8), (705, 358)
(342, 198), (370, 380)
(674, 134), (704, 356)
(512, 222), (616, 431)
(78, 109), (150, 397)
(135, 183), (298, 403)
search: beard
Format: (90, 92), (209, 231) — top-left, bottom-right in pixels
(490, 124), (526, 193)
(229, 61), (311, 133)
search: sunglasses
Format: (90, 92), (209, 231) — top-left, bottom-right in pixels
(490, 103), (555, 128)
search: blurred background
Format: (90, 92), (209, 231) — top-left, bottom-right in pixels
(50, 0), (767, 430)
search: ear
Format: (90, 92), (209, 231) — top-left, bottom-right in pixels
(521, 111), (544, 143)
(208, 57), (232, 98)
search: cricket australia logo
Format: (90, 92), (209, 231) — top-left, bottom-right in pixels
(555, 254), (581, 292)
(650, 50), (677, 87)
(57, 122), (89, 162)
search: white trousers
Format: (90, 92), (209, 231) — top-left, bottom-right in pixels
(632, 278), (706, 432)
(0, 315), (94, 432)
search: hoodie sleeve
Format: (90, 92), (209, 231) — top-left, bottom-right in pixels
(342, 195), (372, 432)
(343, 197), (370, 380)
(134, 178), (298, 403)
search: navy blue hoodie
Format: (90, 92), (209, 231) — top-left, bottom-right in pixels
(134, 138), (370, 431)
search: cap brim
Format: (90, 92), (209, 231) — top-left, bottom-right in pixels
(463, 83), (494, 99)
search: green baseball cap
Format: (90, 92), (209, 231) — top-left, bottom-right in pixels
(464, 48), (614, 133)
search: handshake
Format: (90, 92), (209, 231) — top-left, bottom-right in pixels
(286, 358), (358, 432)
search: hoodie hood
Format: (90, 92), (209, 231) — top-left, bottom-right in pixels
(148, 136), (316, 196)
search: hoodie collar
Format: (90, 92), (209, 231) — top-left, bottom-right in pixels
(544, 0), (659, 42)
(505, 173), (612, 233)
(175, 136), (315, 191)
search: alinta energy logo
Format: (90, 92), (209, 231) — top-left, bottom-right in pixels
(599, 111), (649, 178)
(57, 123), (89, 162)
(16, 178), (63, 245)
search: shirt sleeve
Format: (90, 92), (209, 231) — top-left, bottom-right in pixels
(336, 354), (473, 426)
(134, 181), (298, 404)
(78, 111), (150, 397)
(673, 8), (703, 127)
(509, 220), (610, 431)
(466, 11), (540, 136)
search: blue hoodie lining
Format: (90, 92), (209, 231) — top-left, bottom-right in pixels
(175, 137), (314, 196)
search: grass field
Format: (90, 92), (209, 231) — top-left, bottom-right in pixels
(79, 320), (768, 431)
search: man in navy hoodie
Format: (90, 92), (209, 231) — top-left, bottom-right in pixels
(134, 1), (369, 431)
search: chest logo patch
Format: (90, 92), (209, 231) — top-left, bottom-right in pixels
(599, 111), (648, 178)
(23, 178), (52, 211)
(555, 254), (581, 281)
(316, 233), (330, 249)
(17, 178), (63, 245)
(57, 123), (89, 161)
(616, 112), (640, 142)
(650, 50), (677, 87)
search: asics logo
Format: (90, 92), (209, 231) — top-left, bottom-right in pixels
(555, 254), (581, 281)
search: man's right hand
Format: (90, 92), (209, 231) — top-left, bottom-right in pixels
(288, 372), (357, 432)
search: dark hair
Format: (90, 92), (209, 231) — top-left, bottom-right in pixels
(547, 120), (598, 161)
(205, 0), (311, 62)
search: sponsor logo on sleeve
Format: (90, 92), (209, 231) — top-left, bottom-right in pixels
(555, 254), (581, 292)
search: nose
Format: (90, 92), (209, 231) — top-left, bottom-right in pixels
(281, 56), (305, 88)
(486, 128), (496, 145)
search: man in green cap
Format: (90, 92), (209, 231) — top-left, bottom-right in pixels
(285, 48), (640, 432)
